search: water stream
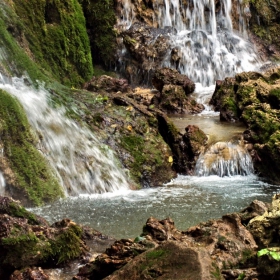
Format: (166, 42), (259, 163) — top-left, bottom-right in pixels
(0, 76), (129, 196)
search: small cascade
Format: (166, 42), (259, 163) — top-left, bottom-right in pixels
(0, 77), (129, 195)
(195, 141), (254, 177)
(117, 0), (261, 86)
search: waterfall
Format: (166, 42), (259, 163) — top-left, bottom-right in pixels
(118, 0), (261, 86)
(0, 76), (129, 196)
(195, 141), (254, 176)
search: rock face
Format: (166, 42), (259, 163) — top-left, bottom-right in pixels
(210, 67), (280, 182)
(247, 0), (280, 61)
(120, 23), (171, 85)
(151, 68), (204, 114)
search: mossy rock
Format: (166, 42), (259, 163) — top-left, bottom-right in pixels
(4, 0), (93, 87)
(0, 89), (64, 206)
(78, 0), (117, 66)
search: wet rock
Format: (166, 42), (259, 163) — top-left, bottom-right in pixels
(152, 67), (195, 95)
(10, 267), (49, 280)
(83, 75), (130, 93)
(156, 114), (207, 174)
(210, 67), (280, 182)
(120, 23), (171, 85)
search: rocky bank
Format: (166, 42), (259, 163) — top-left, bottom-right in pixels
(2, 195), (280, 279)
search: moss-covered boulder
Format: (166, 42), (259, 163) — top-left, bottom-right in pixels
(210, 67), (280, 181)
(0, 196), (87, 279)
(0, 89), (63, 206)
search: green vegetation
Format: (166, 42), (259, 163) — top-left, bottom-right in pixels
(1, 221), (84, 268)
(258, 248), (280, 261)
(5, 0), (93, 87)
(0, 89), (63, 206)
(79, 0), (117, 66)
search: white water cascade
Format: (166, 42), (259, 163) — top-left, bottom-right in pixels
(118, 0), (261, 86)
(195, 141), (254, 177)
(0, 76), (129, 196)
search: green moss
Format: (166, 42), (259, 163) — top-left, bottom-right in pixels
(1, 221), (84, 268)
(146, 249), (166, 260)
(8, 202), (39, 225)
(79, 0), (117, 66)
(9, 0), (93, 86)
(0, 89), (63, 206)
(50, 223), (83, 264)
(0, 5), (46, 83)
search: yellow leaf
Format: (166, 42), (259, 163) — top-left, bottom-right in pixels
(127, 125), (133, 131)
(168, 156), (173, 163)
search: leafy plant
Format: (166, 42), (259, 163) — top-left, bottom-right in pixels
(257, 248), (280, 261)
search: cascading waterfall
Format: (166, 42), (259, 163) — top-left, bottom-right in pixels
(0, 75), (129, 196)
(118, 0), (261, 86)
(195, 141), (254, 177)
(118, 0), (258, 176)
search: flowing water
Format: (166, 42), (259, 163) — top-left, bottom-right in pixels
(118, 0), (261, 86)
(0, 76), (129, 196)
(31, 175), (279, 239)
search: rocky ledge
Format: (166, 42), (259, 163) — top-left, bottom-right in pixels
(210, 67), (280, 182)
(2, 194), (280, 279)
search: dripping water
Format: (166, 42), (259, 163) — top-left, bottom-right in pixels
(0, 76), (129, 196)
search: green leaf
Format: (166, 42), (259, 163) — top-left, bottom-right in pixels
(257, 248), (269, 257)
(270, 251), (280, 261)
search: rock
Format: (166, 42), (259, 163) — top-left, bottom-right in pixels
(83, 75), (130, 93)
(10, 267), (49, 280)
(239, 200), (268, 225)
(120, 23), (171, 85)
(209, 67), (280, 182)
(0, 196), (88, 278)
(152, 67), (195, 95)
(248, 194), (280, 248)
(185, 213), (257, 271)
(104, 241), (217, 280)
(77, 212), (258, 280)
(150, 68), (201, 114)
(156, 113), (207, 174)
(77, 238), (155, 279)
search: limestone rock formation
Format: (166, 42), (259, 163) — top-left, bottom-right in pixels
(210, 67), (280, 182)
